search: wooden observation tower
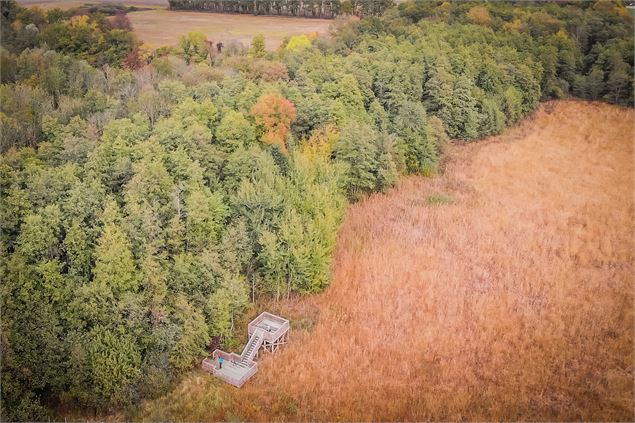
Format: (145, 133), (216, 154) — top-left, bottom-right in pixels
(202, 312), (290, 388)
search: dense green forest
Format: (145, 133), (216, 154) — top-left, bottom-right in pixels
(0, 0), (632, 420)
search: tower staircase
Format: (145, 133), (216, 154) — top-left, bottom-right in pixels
(238, 329), (264, 365)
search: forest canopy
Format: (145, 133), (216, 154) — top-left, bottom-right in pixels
(0, 0), (633, 420)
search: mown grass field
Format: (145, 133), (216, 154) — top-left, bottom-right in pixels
(137, 100), (634, 421)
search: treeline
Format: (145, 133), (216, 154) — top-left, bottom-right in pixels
(167, 0), (394, 18)
(1, 0), (633, 420)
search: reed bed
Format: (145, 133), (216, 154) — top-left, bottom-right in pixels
(141, 100), (634, 421)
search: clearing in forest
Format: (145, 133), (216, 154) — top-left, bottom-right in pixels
(139, 100), (634, 421)
(126, 9), (333, 50)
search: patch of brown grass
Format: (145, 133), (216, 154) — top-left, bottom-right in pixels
(140, 100), (634, 421)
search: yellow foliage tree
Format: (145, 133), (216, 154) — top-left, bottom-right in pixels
(286, 34), (312, 51)
(301, 124), (339, 162)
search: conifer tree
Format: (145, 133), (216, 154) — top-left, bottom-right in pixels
(393, 101), (438, 174)
(169, 295), (210, 372)
(334, 122), (379, 200)
(93, 201), (138, 297)
(447, 74), (479, 140)
(71, 327), (141, 409)
(250, 34), (266, 58)
(184, 186), (227, 252)
(64, 220), (92, 281)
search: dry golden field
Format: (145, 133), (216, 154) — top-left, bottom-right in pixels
(125, 9), (333, 49)
(137, 100), (634, 422)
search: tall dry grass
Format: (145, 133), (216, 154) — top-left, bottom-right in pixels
(141, 100), (634, 421)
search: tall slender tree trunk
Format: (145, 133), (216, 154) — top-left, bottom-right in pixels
(287, 272), (291, 300)
(251, 273), (256, 303)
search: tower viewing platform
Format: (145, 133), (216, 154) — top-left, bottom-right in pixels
(202, 312), (290, 388)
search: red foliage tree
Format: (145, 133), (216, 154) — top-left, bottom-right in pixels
(123, 47), (144, 70)
(259, 60), (289, 82)
(250, 93), (297, 155)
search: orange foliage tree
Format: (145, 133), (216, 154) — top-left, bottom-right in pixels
(250, 93), (297, 155)
(467, 5), (492, 26)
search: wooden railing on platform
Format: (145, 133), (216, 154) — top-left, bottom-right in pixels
(204, 350), (259, 388)
(248, 312), (291, 344)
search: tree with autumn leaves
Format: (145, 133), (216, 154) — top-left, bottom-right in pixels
(250, 93), (297, 155)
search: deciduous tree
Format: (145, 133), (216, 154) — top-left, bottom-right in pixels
(250, 93), (297, 155)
